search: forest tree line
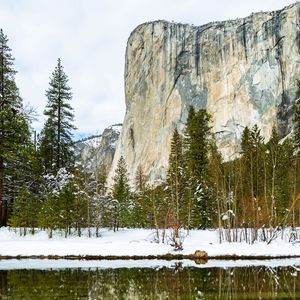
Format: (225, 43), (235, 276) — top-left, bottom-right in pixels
(1, 29), (300, 243)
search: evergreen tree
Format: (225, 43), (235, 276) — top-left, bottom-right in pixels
(240, 126), (252, 201)
(185, 107), (211, 183)
(132, 165), (148, 227)
(291, 81), (300, 226)
(167, 128), (187, 234)
(240, 125), (265, 228)
(111, 156), (131, 229)
(8, 186), (41, 235)
(39, 192), (60, 238)
(92, 163), (108, 236)
(250, 124), (265, 200)
(293, 80), (300, 153)
(40, 58), (75, 174)
(185, 106), (212, 228)
(266, 127), (293, 224)
(73, 159), (95, 237)
(95, 163), (107, 196)
(0, 29), (31, 226)
(208, 138), (225, 229)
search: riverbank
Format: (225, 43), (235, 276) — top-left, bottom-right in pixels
(1, 257), (300, 270)
(0, 227), (299, 259)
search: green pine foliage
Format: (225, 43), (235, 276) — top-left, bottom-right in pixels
(240, 126), (252, 201)
(39, 58), (75, 174)
(9, 186), (41, 235)
(58, 182), (76, 237)
(185, 106), (213, 229)
(131, 166), (148, 228)
(293, 80), (300, 153)
(0, 29), (32, 226)
(185, 107), (211, 183)
(111, 156), (132, 229)
(38, 192), (60, 238)
(166, 128), (187, 232)
(266, 126), (293, 223)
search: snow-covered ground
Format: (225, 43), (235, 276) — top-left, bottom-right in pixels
(0, 227), (299, 258)
(1, 258), (300, 270)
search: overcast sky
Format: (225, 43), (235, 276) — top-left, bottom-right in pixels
(0, 0), (295, 139)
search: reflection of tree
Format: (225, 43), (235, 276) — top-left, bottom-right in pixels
(0, 265), (299, 299)
(0, 270), (8, 297)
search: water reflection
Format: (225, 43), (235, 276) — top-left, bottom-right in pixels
(0, 263), (299, 299)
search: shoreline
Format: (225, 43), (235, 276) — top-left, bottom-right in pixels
(1, 254), (300, 261)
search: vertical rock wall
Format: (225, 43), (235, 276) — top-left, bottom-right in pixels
(110, 2), (300, 185)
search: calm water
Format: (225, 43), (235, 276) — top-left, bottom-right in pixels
(0, 260), (299, 299)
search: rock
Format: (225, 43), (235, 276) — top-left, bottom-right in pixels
(194, 250), (208, 259)
(110, 2), (300, 185)
(75, 124), (122, 172)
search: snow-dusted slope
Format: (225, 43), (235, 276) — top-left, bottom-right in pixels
(75, 124), (122, 171)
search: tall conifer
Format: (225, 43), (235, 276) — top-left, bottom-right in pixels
(293, 80), (300, 153)
(0, 29), (31, 226)
(40, 58), (75, 174)
(167, 128), (187, 233)
(111, 156), (131, 229)
(185, 106), (212, 228)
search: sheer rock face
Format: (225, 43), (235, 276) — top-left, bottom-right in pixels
(110, 2), (300, 185)
(75, 124), (122, 172)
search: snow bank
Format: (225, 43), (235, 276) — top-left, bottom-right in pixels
(1, 258), (300, 270)
(0, 227), (299, 258)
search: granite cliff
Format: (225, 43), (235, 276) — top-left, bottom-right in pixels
(75, 124), (122, 172)
(109, 2), (300, 185)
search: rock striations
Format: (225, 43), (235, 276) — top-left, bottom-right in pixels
(110, 2), (300, 185)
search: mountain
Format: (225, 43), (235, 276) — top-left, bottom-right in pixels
(109, 2), (300, 185)
(75, 124), (122, 171)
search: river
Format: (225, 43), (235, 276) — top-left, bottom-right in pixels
(0, 259), (299, 299)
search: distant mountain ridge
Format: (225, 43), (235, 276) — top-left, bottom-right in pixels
(75, 124), (122, 172)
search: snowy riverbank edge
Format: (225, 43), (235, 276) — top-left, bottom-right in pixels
(2, 258), (300, 270)
(0, 227), (299, 259)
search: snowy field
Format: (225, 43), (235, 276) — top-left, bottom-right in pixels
(0, 227), (299, 258)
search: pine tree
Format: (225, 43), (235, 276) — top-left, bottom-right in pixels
(0, 29), (31, 226)
(58, 181), (76, 237)
(240, 125), (265, 230)
(185, 107), (211, 183)
(293, 80), (300, 153)
(208, 138), (225, 230)
(92, 163), (108, 236)
(266, 127), (293, 224)
(240, 126), (253, 208)
(250, 124), (265, 201)
(132, 165), (148, 227)
(111, 156), (131, 229)
(74, 158), (95, 237)
(40, 58), (75, 174)
(185, 106), (212, 228)
(292, 81), (300, 226)
(39, 192), (60, 238)
(95, 163), (107, 196)
(8, 186), (41, 235)
(167, 128), (187, 235)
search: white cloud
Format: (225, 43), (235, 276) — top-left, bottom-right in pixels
(0, 0), (295, 137)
